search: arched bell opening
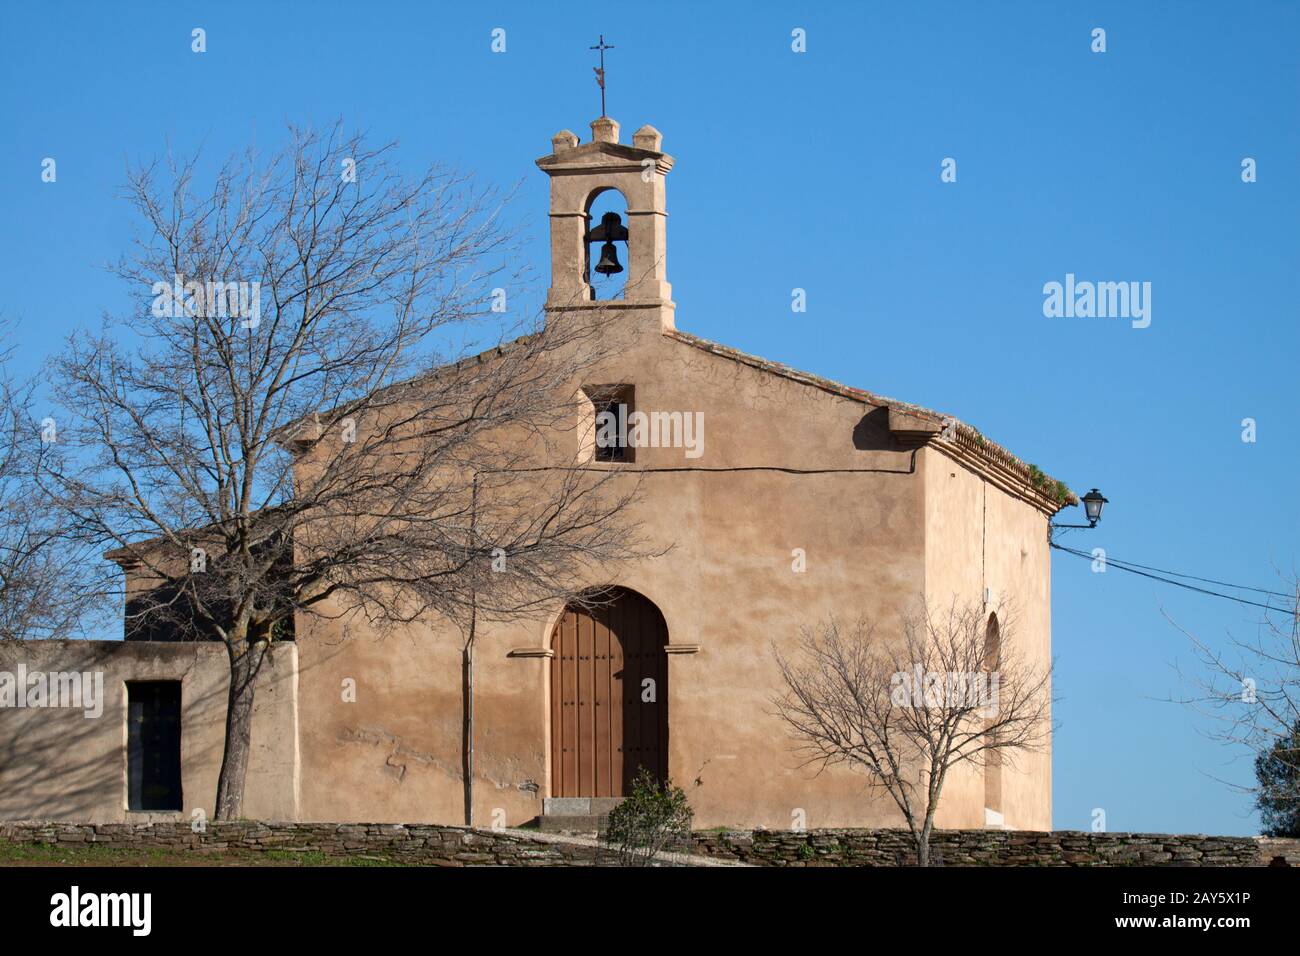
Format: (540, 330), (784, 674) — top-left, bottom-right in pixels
(584, 187), (629, 301)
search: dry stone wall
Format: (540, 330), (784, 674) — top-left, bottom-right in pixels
(2, 822), (1295, 866)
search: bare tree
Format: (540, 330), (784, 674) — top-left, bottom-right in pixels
(773, 600), (1052, 865)
(1168, 580), (1300, 830)
(44, 123), (644, 820)
(0, 328), (108, 641)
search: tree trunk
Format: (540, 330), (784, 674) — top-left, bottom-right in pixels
(916, 814), (937, 866)
(214, 636), (268, 820)
(462, 638), (474, 827)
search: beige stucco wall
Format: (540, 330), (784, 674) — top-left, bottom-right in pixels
(291, 313), (1053, 830)
(922, 448), (1054, 830)
(0, 323), (1056, 830)
(0, 640), (298, 823)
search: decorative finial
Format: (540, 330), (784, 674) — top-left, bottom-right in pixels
(590, 35), (615, 118)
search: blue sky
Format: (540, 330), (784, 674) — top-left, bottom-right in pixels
(2, 1), (1297, 835)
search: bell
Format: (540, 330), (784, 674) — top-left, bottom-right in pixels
(594, 241), (623, 276)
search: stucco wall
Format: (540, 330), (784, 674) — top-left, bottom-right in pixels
(9, 331), (1059, 832)
(292, 317), (1028, 830)
(0, 640), (297, 823)
(922, 447), (1054, 830)
(0, 318), (1058, 832)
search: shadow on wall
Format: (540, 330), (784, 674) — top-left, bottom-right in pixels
(0, 640), (281, 823)
(852, 407), (897, 452)
(0, 681), (121, 821)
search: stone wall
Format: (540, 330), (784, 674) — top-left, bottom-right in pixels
(690, 828), (1300, 867)
(0, 821), (607, 866)
(2, 822), (1294, 866)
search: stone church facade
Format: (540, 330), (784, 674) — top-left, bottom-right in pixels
(0, 116), (1070, 831)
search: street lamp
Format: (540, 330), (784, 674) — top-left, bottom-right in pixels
(1080, 488), (1108, 527)
(1050, 487), (1109, 532)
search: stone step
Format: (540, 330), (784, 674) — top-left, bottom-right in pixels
(543, 796), (623, 816)
(537, 814), (606, 834)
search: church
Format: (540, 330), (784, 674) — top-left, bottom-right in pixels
(0, 115), (1069, 833)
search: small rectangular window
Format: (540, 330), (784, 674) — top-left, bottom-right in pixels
(587, 384), (635, 463)
(127, 681), (182, 812)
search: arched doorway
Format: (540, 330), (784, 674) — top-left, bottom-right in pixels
(549, 587), (668, 798)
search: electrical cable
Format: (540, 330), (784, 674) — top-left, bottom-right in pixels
(1050, 542), (1295, 613)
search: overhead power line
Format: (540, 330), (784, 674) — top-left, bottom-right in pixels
(1053, 544), (1295, 598)
(1050, 542), (1297, 613)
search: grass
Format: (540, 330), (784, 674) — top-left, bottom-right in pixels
(0, 839), (409, 867)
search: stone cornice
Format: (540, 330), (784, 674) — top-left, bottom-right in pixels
(535, 140), (675, 176)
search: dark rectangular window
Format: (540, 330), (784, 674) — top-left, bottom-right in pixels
(589, 384), (635, 463)
(127, 681), (182, 812)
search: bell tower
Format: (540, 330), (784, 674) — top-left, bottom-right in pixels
(535, 117), (675, 331)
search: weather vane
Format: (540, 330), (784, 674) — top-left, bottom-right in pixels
(590, 35), (614, 117)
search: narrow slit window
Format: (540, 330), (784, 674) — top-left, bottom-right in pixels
(983, 614), (1002, 820)
(127, 681), (182, 812)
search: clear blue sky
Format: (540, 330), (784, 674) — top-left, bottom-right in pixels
(2, 1), (1296, 835)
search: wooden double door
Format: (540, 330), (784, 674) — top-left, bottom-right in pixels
(549, 588), (668, 798)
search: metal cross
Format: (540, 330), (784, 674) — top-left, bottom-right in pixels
(590, 35), (615, 117)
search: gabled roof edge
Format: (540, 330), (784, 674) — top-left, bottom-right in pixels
(664, 328), (1076, 517)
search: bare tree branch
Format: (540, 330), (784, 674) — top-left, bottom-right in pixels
(1167, 580), (1300, 832)
(773, 598), (1052, 865)
(0, 321), (111, 641)
(43, 123), (649, 818)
